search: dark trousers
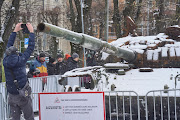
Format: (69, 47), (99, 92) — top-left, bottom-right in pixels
(8, 92), (34, 120)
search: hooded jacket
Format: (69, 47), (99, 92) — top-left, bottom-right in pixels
(47, 62), (56, 75)
(55, 61), (67, 75)
(67, 57), (79, 71)
(3, 32), (35, 95)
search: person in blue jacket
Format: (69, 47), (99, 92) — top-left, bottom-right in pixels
(3, 23), (35, 120)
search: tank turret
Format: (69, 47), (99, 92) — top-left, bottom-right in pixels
(37, 23), (136, 63)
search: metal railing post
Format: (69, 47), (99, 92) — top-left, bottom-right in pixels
(116, 92), (118, 120)
(174, 90), (177, 120)
(137, 95), (140, 120)
(160, 91), (163, 120)
(122, 92), (125, 120)
(167, 92), (170, 120)
(105, 91), (140, 120)
(0, 92), (5, 120)
(129, 92), (132, 120)
(109, 92), (111, 120)
(153, 92), (156, 120)
(145, 92), (149, 120)
(145, 89), (180, 120)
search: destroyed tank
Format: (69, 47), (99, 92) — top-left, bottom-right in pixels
(37, 23), (180, 94)
(37, 23), (180, 120)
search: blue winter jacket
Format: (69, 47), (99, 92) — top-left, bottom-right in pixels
(3, 32), (35, 95)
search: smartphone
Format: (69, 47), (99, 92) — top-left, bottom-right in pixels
(21, 24), (29, 34)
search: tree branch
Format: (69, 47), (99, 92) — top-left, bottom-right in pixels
(1, 0), (20, 59)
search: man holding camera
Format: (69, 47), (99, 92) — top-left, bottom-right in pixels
(3, 23), (35, 120)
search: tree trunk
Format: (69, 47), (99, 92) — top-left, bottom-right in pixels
(70, 0), (82, 58)
(175, 0), (180, 25)
(50, 14), (58, 59)
(83, 0), (92, 35)
(51, 36), (58, 58)
(113, 0), (122, 39)
(74, 0), (82, 33)
(155, 0), (165, 34)
(0, 0), (5, 36)
(0, 0), (5, 61)
(99, 22), (104, 39)
(122, 0), (136, 36)
(0, 0), (4, 82)
(68, 0), (92, 67)
(69, 0), (76, 31)
(89, 14), (93, 36)
(123, 0), (136, 18)
(134, 0), (143, 22)
(0, 0), (20, 59)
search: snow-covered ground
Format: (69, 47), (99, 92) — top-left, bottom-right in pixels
(35, 116), (39, 120)
(64, 66), (180, 96)
(106, 68), (180, 95)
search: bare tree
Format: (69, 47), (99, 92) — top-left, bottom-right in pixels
(18, 0), (42, 23)
(0, 0), (5, 36)
(0, 0), (20, 59)
(67, 0), (92, 67)
(112, 0), (143, 37)
(154, 0), (166, 34)
(134, 0), (143, 22)
(91, 0), (106, 39)
(175, 0), (180, 25)
(38, 7), (63, 58)
(113, 0), (122, 38)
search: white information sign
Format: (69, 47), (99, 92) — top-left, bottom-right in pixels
(39, 92), (105, 120)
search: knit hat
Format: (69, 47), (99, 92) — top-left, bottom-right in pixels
(5, 46), (18, 56)
(39, 53), (46, 58)
(72, 53), (79, 59)
(49, 57), (55, 63)
(65, 54), (71, 60)
(57, 54), (63, 58)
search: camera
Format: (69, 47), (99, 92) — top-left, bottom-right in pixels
(21, 24), (29, 34)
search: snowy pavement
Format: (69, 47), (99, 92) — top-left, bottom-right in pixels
(35, 116), (39, 120)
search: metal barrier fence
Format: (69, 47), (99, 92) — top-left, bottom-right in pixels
(1, 75), (180, 120)
(0, 92), (5, 120)
(105, 91), (140, 120)
(29, 77), (43, 112)
(0, 82), (6, 120)
(145, 89), (180, 120)
(28, 75), (63, 112)
(0, 82), (6, 102)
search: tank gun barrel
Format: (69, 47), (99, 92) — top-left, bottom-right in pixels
(37, 23), (136, 62)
